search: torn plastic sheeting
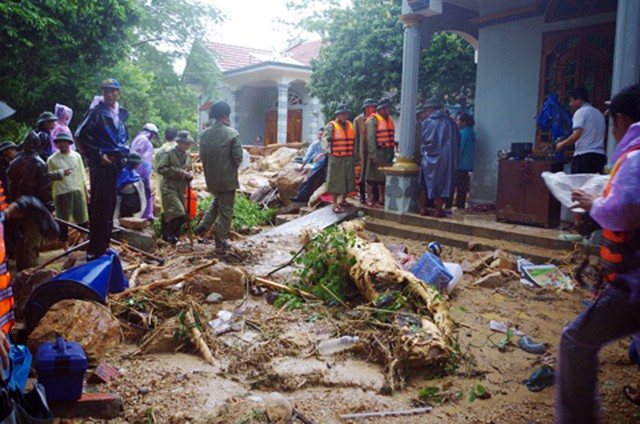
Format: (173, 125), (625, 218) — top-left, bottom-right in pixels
(24, 249), (128, 329)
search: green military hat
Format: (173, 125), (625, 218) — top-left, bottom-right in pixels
(0, 141), (17, 153)
(334, 104), (350, 115)
(54, 132), (74, 144)
(376, 98), (392, 110)
(423, 97), (443, 109)
(128, 152), (142, 164)
(176, 130), (195, 144)
(362, 98), (376, 109)
(37, 111), (57, 126)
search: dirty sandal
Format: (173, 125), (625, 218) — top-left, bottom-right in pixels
(333, 206), (346, 214)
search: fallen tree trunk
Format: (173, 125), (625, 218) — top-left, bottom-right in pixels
(345, 237), (454, 365)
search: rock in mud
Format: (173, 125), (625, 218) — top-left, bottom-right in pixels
(264, 392), (292, 422)
(275, 165), (307, 206)
(190, 263), (247, 300)
(27, 299), (122, 364)
(473, 271), (504, 288)
(112, 226), (155, 252)
(119, 217), (149, 230)
(205, 292), (224, 304)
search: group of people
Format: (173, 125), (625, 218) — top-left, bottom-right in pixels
(0, 78), (244, 275)
(294, 96), (475, 217)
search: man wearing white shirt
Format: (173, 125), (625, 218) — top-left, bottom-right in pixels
(556, 87), (606, 174)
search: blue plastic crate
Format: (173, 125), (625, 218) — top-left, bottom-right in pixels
(409, 251), (453, 293)
(36, 337), (87, 401)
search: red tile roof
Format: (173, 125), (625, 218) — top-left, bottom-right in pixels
(286, 40), (322, 67)
(204, 42), (273, 72)
(204, 40), (322, 72)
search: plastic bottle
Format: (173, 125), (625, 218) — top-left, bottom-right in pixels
(444, 262), (463, 294)
(317, 336), (360, 356)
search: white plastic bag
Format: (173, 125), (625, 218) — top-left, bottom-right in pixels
(239, 148), (250, 171)
(541, 171), (609, 213)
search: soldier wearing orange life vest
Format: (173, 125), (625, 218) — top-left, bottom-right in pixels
(365, 98), (395, 208)
(323, 104), (356, 214)
(555, 84), (640, 423)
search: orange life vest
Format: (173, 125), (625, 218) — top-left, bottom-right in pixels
(600, 144), (640, 284)
(0, 183), (15, 334)
(369, 113), (396, 149)
(328, 120), (355, 157)
(185, 186), (197, 220)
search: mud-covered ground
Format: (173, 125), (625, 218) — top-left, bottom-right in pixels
(80, 222), (640, 424)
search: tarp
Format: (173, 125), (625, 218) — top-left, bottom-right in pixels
(24, 250), (128, 329)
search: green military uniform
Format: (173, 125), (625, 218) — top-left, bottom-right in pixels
(198, 119), (243, 245)
(365, 116), (393, 182)
(353, 113), (368, 177)
(157, 146), (191, 222)
(323, 121), (356, 194)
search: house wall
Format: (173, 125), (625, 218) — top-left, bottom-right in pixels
(470, 10), (616, 204)
(236, 86), (273, 145)
(471, 15), (544, 204)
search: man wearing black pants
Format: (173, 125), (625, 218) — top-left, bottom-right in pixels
(75, 78), (129, 259)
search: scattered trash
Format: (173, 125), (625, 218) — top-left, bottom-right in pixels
(525, 365), (555, 392)
(208, 310), (241, 336)
(521, 264), (574, 291)
(518, 336), (546, 355)
(444, 262), (463, 294)
(339, 406), (433, 419)
(317, 336), (360, 356)
(428, 241), (442, 257)
(489, 320), (524, 336)
(410, 251), (453, 294)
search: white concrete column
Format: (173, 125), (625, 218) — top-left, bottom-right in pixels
(309, 96), (321, 140)
(608, 0), (640, 160)
(277, 82), (290, 144)
(398, 13), (423, 161)
(232, 89), (241, 130)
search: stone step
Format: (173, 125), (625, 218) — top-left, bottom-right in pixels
(364, 208), (573, 251)
(364, 217), (575, 263)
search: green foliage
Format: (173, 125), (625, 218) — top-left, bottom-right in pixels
(417, 386), (442, 403)
(468, 383), (487, 403)
(286, 0), (476, 116)
(273, 292), (306, 311)
(0, 0), (222, 143)
(231, 193), (277, 230)
(292, 226), (356, 303)
(183, 38), (222, 99)
(497, 328), (514, 352)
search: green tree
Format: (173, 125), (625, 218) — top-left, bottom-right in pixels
(286, 0), (476, 116)
(0, 0), (140, 122)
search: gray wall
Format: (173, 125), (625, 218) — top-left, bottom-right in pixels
(471, 15), (544, 204)
(236, 86), (273, 145)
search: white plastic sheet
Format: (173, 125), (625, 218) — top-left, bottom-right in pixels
(541, 171), (609, 213)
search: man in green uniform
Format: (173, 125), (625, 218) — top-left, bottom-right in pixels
(353, 98), (376, 204)
(323, 104), (356, 214)
(196, 101), (243, 251)
(365, 98), (396, 207)
(156, 130), (194, 244)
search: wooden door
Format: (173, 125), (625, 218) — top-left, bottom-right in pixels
(264, 111), (277, 145)
(537, 24), (615, 147)
(287, 109), (302, 144)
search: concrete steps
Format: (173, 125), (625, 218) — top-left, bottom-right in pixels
(363, 209), (577, 263)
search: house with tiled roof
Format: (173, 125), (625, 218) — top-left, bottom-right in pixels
(196, 40), (323, 145)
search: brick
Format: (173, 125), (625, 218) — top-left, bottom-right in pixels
(87, 362), (120, 384)
(49, 392), (122, 419)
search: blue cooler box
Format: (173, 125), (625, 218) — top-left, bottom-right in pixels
(36, 337), (87, 401)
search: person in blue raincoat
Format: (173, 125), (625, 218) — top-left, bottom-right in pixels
(419, 98), (459, 218)
(115, 152), (146, 219)
(75, 78), (129, 260)
(537, 93), (572, 145)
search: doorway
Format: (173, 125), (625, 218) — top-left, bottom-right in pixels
(536, 23), (615, 147)
(263, 109), (303, 145)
